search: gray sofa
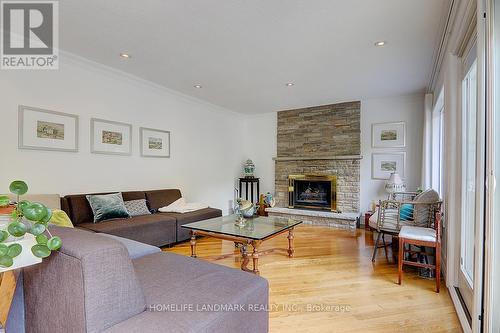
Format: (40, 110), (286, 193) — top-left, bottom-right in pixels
(22, 226), (269, 333)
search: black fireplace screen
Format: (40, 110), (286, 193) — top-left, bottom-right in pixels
(293, 180), (332, 209)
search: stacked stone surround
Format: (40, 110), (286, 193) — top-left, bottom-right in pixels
(274, 101), (361, 216)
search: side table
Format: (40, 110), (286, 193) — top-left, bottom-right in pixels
(238, 177), (260, 203)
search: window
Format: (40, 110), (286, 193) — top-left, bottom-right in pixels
(431, 89), (444, 195)
(461, 58), (477, 287)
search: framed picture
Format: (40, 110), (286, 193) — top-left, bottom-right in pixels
(91, 118), (132, 155)
(372, 121), (406, 148)
(140, 127), (170, 158)
(18, 105), (79, 152)
(372, 152), (406, 179)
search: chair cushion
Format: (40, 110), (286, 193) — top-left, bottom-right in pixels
(399, 226), (436, 242)
(370, 208), (416, 232)
(160, 207), (222, 242)
(78, 214), (177, 247)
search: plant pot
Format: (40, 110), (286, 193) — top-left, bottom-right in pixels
(0, 205), (14, 216)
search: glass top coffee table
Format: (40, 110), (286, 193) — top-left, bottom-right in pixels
(182, 214), (302, 275)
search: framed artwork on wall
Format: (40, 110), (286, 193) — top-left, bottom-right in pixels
(18, 105), (79, 152)
(372, 121), (406, 148)
(140, 127), (170, 158)
(372, 152), (406, 180)
(90, 118), (132, 155)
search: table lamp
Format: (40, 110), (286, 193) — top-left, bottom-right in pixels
(385, 172), (406, 194)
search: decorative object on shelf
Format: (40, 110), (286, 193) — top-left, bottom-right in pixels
(91, 118), (132, 155)
(237, 198), (255, 218)
(257, 192), (276, 216)
(385, 172), (407, 194)
(372, 121), (406, 148)
(140, 127), (171, 158)
(371, 152), (406, 180)
(0, 180), (62, 272)
(243, 159), (255, 178)
(18, 105), (79, 152)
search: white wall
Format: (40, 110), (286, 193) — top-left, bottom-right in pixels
(360, 94), (424, 211)
(0, 54), (246, 215)
(243, 112), (277, 196)
(244, 94), (424, 213)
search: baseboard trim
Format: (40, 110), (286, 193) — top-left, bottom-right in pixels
(448, 285), (472, 333)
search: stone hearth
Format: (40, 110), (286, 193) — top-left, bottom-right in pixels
(266, 207), (359, 230)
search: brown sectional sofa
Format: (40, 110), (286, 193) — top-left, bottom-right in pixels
(61, 189), (222, 246)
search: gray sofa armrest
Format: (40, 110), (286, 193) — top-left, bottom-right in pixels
(24, 226), (146, 333)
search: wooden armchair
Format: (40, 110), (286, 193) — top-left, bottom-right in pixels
(370, 191), (442, 262)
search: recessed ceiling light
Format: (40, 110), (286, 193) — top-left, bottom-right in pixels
(194, 84), (202, 89)
(374, 41), (386, 47)
(119, 53), (131, 58)
(285, 83), (294, 87)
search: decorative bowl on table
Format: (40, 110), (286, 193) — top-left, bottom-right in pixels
(237, 199), (255, 218)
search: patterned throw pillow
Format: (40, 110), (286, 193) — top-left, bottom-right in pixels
(124, 199), (151, 217)
(86, 193), (130, 223)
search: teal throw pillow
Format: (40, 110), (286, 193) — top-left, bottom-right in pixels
(86, 193), (130, 223)
(400, 203), (414, 221)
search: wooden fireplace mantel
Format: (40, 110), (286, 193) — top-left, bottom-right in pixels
(272, 155), (363, 161)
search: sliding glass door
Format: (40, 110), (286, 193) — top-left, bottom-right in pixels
(459, 41), (478, 313)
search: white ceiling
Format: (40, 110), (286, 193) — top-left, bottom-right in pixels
(60, 0), (449, 114)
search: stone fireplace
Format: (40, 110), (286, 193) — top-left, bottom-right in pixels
(266, 101), (361, 230)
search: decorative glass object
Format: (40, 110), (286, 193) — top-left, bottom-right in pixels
(385, 172), (407, 194)
(243, 159), (255, 178)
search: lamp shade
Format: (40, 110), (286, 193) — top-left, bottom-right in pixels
(385, 172), (407, 193)
(0, 233), (42, 273)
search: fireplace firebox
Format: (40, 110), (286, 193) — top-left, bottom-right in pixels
(288, 175), (337, 211)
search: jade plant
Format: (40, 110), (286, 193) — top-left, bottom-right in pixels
(0, 180), (62, 268)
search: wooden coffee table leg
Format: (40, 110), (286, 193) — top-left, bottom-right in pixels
(240, 244), (251, 272)
(190, 232), (197, 258)
(252, 241), (261, 275)
(287, 228), (295, 257)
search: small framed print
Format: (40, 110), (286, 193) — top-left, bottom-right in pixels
(18, 105), (79, 152)
(140, 127), (170, 158)
(372, 121), (406, 148)
(91, 118), (132, 155)
(372, 152), (406, 180)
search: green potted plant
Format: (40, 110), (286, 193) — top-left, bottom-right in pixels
(0, 180), (62, 268)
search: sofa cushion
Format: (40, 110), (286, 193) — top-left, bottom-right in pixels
(97, 233), (161, 259)
(144, 189), (182, 211)
(104, 252), (269, 333)
(24, 226), (146, 333)
(86, 193), (130, 222)
(124, 199), (151, 217)
(160, 208), (222, 242)
(78, 214), (177, 247)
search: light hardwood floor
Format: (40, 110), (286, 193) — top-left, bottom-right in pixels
(164, 224), (461, 333)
